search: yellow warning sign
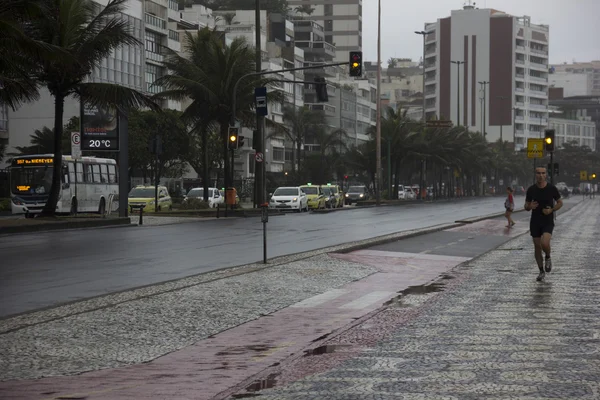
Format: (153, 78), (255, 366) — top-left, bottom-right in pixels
(580, 170), (587, 181)
(527, 138), (544, 159)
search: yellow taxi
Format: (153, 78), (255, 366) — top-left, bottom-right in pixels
(299, 183), (326, 210)
(321, 183), (344, 208)
(128, 185), (173, 212)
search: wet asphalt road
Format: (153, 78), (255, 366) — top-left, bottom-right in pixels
(1, 196), (531, 317)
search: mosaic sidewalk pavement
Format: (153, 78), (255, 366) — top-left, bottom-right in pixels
(241, 199), (600, 400)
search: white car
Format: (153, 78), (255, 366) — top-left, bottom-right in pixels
(405, 187), (416, 200)
(397, 184), (406, 200)
(185, 187), (224, 208)
(269, 186), (308, 212)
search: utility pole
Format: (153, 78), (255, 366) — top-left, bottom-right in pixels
(451, 61), (464, 126)
(375, 0), (382, 205)
(254, 0), (264, 206)
(415, 29), (431, 201)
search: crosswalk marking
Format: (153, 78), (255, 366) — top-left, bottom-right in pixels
(339, 291), (396, 310)
(289, 289), (349, 308)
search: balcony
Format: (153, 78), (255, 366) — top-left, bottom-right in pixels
(516, 87), (525, 92)
(146, 50), (164, 64)
(529, 89), (547, 97)
(515, 73), (525, 80)
(295, 41), (336, 58)
(425, 62), (436, 71)
(168, 0), (178, 10)
(516, 115), (525, 120)
(307, 103), (335, 117)
(529, 103), (547, 110)
(515, 129), (525, 135)
(529, 61), (547, 71)
(516, 45), (525, 52)
(529, 75), (548, 83)
(516, 59), (525, 65)
(515, 101), (525, 107)
(425, 90), (436, 98)
(530, 47), (548, 55)
(145, 13), (167, 32)
(304, 63), (337, 77)
(168, 29), (179, 42)
(425, 75), (436, 83)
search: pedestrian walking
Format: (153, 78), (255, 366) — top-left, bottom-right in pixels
(524, 166), (563, 282)
(504, 187), (515, 228)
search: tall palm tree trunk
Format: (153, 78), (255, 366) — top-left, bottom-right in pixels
(42, 94), (65, 216)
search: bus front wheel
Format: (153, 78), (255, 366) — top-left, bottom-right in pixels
(70, 199), (78, 215)
(98, 198), (106, 216)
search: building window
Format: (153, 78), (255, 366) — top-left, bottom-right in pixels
(324, 4), (333, 15)
(145, 31), (162, 55)
(146, 64), (163, 93)
(272, 147), (284, 162)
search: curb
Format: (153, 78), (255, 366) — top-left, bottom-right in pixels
(455, 209), (526, 224)
(0, 217), (132, 235)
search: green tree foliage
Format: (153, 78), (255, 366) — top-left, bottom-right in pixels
(1, 0), (159, 216)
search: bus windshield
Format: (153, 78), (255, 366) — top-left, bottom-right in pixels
(10, 166), (53, 195)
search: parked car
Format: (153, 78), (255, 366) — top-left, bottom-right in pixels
(269, 186), (308, 212)
(184, 187), (224, 208)
(321, 184), (344, 208)
(128, 185), (172, 212)
(397, 184), (406, 200)
(299, 184), (326, 209)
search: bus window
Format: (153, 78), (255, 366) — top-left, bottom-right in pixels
(84, 163), (93, 183)
(68, 162), (75, 183)
(76, 162), (84, 183)
(92, 164), (101, 183)
(108, 165), (117, 183)
(100, 164), (108, 183)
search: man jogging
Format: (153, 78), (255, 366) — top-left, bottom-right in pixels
(524, 166), (563, 282)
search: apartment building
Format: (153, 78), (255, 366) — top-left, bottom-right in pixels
(2, 0), (182, 166)
(548, 116), (596, 151)
(287, 0), (362, 63)
(549, 71), (592, 97)
(421, 5), (550, 149)
(551, 60), (600, 96)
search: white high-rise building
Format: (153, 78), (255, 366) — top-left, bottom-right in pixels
(422, 5), (550, 149)
(287, 0), (362, 63)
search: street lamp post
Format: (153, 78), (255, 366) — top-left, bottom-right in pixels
(415, 29), (432, 201)
(375, 0), (382, 205)
(478, 81), (489, 139)
(496, 95), (509, 143)
(451, 61), (465, 126)
(513, 106), (519, 151)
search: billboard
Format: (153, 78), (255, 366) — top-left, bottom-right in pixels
(81, 102), (119, 151)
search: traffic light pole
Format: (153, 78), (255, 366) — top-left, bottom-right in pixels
(550, 151), (554, 185)
(231, 61), (350, 206)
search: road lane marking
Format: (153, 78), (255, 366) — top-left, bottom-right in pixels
(289, 289), (349, 308)
(339, 291), (396, 310)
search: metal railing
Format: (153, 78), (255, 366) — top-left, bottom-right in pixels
(145, 13), (166, 30)
(169, 29), (180, 42)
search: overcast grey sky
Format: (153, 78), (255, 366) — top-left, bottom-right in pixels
(362, 0), (600, 65)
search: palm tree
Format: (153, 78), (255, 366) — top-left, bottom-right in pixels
(9, 126), (70, 155)
(294, 4), (315, 16)
(157, 27), (283, 198)
(280, 105), (330, 172)
(9, 0), (158, 216)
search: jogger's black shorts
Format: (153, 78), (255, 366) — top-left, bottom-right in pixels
(530, 220), (554, 237)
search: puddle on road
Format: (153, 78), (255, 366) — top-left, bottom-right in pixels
(231, 373), (280, 398)
(215, 344), (274, 356)
(384, 281), (447, 308)
(303, 344), (352, 357)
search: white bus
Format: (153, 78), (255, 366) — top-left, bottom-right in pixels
(9, 154), (118, 217)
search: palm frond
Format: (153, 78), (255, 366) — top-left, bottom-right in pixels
(77, 82), (161, 112)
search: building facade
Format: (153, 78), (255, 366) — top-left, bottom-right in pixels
(422, 5), (550, 148)
(551, 60), (600, 96)
(549, 71), (592, 97)
(287, 0), (362, 63)
(548, 117), (596, 151)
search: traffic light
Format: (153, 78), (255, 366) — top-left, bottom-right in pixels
(592, 173), (597, 180)
(228, 126), (239, 150)
(238, 135), (245, 148)
(314, 76), (328, 102)
(349, 51), (362, 77)
(544, 129), (555, 152)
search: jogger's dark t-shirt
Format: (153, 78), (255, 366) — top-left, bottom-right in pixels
(525, 183), (561, 224)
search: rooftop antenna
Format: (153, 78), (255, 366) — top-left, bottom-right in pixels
(464, 0), (476, 10)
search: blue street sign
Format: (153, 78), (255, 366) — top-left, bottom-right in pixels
(255, 87), (268, 116)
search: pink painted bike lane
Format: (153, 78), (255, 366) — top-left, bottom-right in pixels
(0, 251), (470, 400)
